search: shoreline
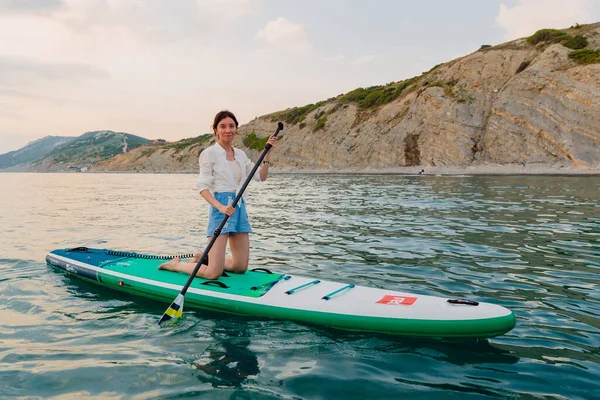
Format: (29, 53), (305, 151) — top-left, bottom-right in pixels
(273, 162), (600, 176)
(3, 162), (599, 176)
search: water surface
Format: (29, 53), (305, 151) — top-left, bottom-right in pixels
(1, 173), (599, 399)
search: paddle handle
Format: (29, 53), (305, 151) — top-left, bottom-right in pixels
(179, 122), (284, 295)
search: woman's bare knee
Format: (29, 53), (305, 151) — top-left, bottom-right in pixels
(228, 233), (249, 273)
(229, 262), (248, 274)
(195, 264), (223, 280)
(202, 270), (222, 280)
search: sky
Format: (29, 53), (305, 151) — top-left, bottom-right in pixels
(1, 0), (599, 154)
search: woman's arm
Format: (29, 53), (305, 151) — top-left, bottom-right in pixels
(196, 149), (215, 193)
(259, 135), (278, 181)
(197, 148), (234, 216)
(259, 160), (269, 182)
(200, 190), (234, 216)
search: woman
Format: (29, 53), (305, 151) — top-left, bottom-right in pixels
(159, 110), (277, 279)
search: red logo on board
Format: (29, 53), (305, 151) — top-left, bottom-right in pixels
(376, 295), (417, 306)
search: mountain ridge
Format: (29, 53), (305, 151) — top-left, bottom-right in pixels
(0, 130), (153, 172)
(0, 136), (72, 171)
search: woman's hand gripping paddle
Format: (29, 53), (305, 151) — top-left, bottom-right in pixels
(158, 122), (284, 326)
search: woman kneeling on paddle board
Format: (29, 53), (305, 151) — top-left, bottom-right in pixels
(159, 110), (277, 279)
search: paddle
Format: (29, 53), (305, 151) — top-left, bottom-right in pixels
(158, 122), (284, 326)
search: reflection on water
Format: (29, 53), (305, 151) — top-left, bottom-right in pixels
(192, 323), (260, 388)
(0, 172), (599, 398)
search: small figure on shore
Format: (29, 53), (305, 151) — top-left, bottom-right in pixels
(419, 169), (425, 175)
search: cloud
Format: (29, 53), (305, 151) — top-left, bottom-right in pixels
(196, 0), (261, 19)
(0, 104), (23, 120)
(0, 4), (148, 64)
(0, 0), (64, 13)
(497, 0), (595, 40)
(353, 55), (376, 65)
(324, 54), (346, 62)
(0, 88), (66, 103)
(255, 17), (312, 55)
(0, 55), (108, 86)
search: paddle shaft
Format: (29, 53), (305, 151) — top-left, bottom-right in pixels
(178, 122), (283, 296)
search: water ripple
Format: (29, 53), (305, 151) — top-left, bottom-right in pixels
(1, 173), (599, 398)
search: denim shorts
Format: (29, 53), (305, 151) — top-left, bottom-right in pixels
(206, 192), (253, 237)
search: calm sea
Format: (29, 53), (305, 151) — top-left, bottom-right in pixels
(1, 172), (599, 399)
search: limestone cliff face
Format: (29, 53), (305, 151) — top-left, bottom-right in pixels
(94, 23), (600, 172)
(480, 43), (600, 166)
(263, 25), (600, 170)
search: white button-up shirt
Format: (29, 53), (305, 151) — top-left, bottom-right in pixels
(196, 143), (262, 200)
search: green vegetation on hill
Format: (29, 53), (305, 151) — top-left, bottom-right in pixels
(164, 134), (212, 151)
(315, 116), (327, 130)
(243, 131), (286, 150)
(527, 29), (590, 50)
(0, 136), (72, 169)
(243, 132), (269, 150)
(563, 35), (588, 50)
(568, 49), (600, 65)
(526, 27), (598, 65)
(288, 102), (328, 124)
(266, 75), (421, 126)
(527, 29), (570, 45)
(268, 102), (328, 125)
(339, 77), (419, 109)
(43, 130), (151, 165)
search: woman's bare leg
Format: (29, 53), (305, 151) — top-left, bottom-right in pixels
(190, 252), (233, 269)
(227, 233), (249, 273)
(158, 257), (183, 271)
(159, 235), (229, 280)
(205, 235), (228, 279)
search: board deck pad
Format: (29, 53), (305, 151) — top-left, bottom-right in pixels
(49, 248), (283, 298)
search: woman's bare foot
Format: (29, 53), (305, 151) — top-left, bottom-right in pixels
(158, 257), (180, 271)
(190, 253), (201, 263)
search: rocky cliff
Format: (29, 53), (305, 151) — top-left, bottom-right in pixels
(92, 23), (600, 173)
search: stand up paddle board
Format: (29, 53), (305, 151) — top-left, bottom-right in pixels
(46, 247), (516, 338)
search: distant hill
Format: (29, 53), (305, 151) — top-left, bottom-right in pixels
(30, 130), (152, 171)
(91, 134), (214, 173)
(0, 136), (72, 170)
(0, 130), (152, 172)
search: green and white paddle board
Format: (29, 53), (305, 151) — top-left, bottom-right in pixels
(46, 247), (516, 338)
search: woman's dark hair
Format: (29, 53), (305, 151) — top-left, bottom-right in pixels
(212, 110), (239, 133)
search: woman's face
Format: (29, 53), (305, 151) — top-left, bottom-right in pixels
(215, 117), (237, 142)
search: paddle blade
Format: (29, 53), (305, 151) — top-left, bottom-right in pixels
(158, 293), (184, 326)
